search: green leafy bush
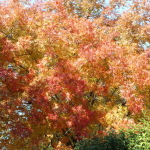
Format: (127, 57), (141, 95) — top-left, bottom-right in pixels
(125, 115), (150, 150)
(75, 131), (128, 150)
(75, 114), (150, 150)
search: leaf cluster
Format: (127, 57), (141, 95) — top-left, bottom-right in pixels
(75, 113), (150, 150)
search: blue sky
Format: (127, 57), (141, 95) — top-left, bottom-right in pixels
(28, 0), (129, 13)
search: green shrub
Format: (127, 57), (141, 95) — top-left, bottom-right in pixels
(75, 131), (128, 150)
(125, 114), (150, 150)
(75, 113), (150, 150)
(75, 137), (103, 150)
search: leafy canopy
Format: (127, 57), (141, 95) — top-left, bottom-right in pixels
(0, 0), (150, 149)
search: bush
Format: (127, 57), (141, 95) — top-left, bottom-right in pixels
(125, 115), (150, 150)
(75, 114), (150, 150)
(75, 131), (128, 150)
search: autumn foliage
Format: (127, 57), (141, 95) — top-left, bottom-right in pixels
(0, 0), (150, 149)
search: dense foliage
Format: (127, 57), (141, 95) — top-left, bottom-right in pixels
(0, 0), (150, 149)
(75, 112), (150, 150)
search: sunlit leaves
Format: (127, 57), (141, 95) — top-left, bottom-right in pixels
(0, 0), (150, 149)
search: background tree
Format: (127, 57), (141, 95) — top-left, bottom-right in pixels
(0, 0), (150, 149)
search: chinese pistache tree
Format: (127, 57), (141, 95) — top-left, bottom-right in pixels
(0, 0), (150, 149)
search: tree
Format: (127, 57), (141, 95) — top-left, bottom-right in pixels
(0, 0), (150, 149)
